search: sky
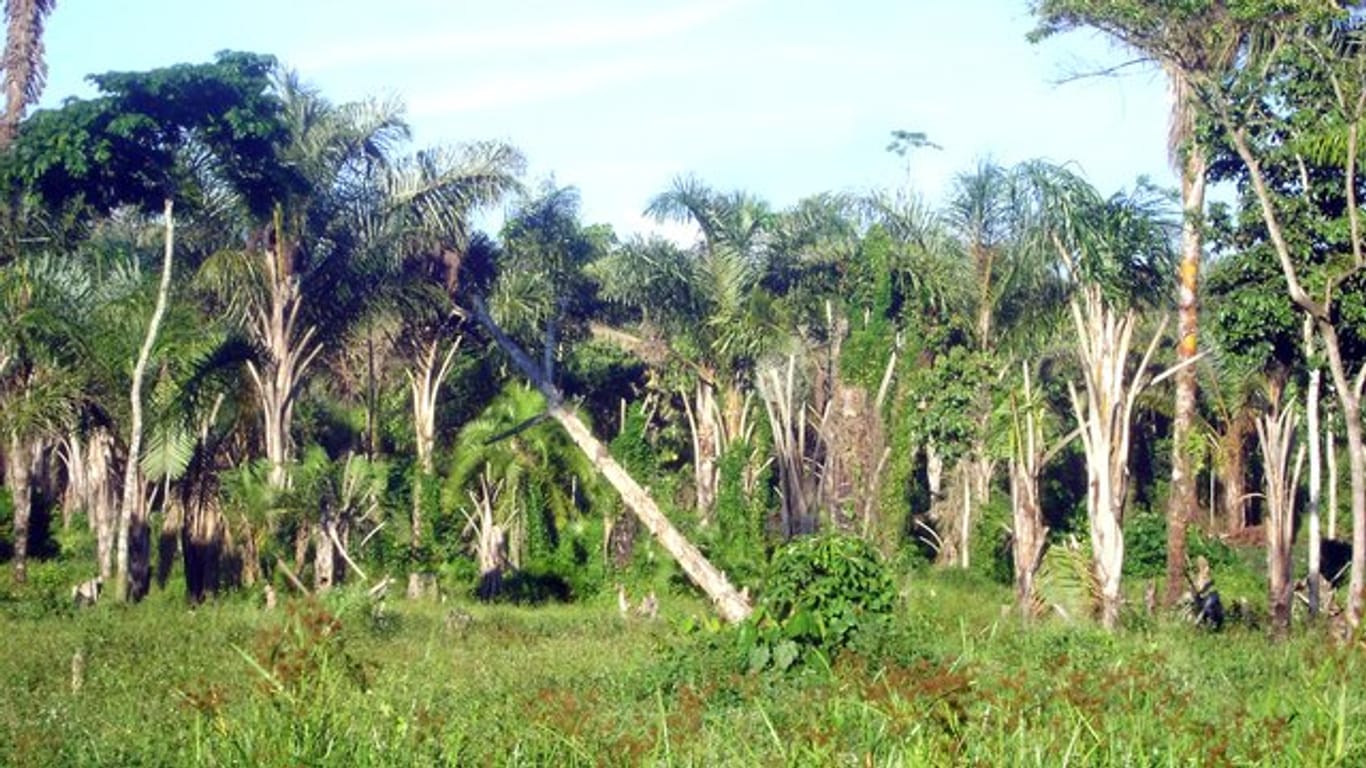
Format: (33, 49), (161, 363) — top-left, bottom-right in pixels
(38, 0), (1175, 240)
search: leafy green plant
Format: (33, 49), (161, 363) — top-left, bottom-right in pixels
(741, 533), (897, 672)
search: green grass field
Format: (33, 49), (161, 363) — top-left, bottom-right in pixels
(1, 564), (1363, 767)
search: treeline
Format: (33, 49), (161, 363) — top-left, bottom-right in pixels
(2, 3), (1366, 638)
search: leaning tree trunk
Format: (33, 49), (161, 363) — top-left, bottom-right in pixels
(470, 297), (752, 623)
(1164, 146), (1208, 607)
(1257, 403), (1303, 639)
(115, 198), (175, 602)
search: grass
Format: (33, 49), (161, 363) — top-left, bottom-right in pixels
(1, 563), (1364, 766)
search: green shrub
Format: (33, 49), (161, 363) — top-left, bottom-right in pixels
(742, 533), (897, 672)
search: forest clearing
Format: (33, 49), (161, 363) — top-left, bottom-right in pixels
(6, 1), (1366, 764)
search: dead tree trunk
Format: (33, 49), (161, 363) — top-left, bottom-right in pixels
(1008, 363), (1070, 621)
(1257, 402), (1303, 639)
(244, 211), (320, 491)
(1066, 288), (1166, 631)
(470, 297), (752, 623)
(406, 335), (459, 574)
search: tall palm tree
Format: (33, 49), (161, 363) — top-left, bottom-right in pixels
(642, 176), (779, 520)
(197, 72), (409, 491)
(1031, 0), (1243, 605)
(0, 0), (56, 150)
(364, 142), (523, 582)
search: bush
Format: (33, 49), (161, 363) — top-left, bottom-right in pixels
(742, 533), (897, 672)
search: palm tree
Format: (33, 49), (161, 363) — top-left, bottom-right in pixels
(364, 143), (523, 584)
(641, 176), (778, 521)
(1031, 0), (1244, 605)
(0, 252), (84, 582)
(1025, 162), (1178, 630)
(0, 0), (57, 150)
(445, 383), (598, 598)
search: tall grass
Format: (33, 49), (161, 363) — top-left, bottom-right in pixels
(1, 563), (1362, 765)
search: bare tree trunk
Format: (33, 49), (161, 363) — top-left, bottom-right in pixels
(115, 198), (174, 601)
(1307, 362), (1323, 618)
(244, 212), (319, 491)
(5, 432), (34, 583)
(471, 296), (752, 623)
(682, 381), (721, 521)
(314, 511), (336, 593)
(60, 432), (83, 530)
(924, 440), (961, 566)
(1257, 403), (1303, 639)
(1221, 414), (1251, 535)
(759, 357), (812, 538)
(1165, 148), (1207, 607)
(1328, 412), (1339, 541)
(1008, 364), (1057, 621)
(88, 427), (115, 580)
(1066, 289), (1165, 631)
(468, 472), (507, 600)
(406, 335), (458, 560)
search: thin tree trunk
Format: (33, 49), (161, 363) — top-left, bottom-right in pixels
(1165, 148), (1207, 607)
(470, 296), (752, 623)
(1307, 360), (1323, 618)
(1329, 413), (1339, 541)
(115, 198), (175, 601)
(1221, 414), (1251, 535)
(6, 432), (32, 583)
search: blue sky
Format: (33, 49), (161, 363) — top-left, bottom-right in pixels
(40, 0), (1174, 239)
